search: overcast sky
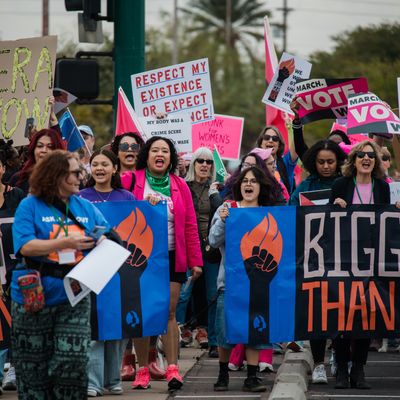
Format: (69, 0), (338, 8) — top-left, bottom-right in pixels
(1, 0), (399, 59)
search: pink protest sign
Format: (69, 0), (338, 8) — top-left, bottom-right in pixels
(347, 92), (400, 135)
(192, 114), (244, 160)
(295, 78), (368, 124)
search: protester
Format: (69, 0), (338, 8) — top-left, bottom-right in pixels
(78, 125), (96, 173)
(0, 140), (22, 185)
(121, 136), (202, 391)
(9, 129), (66, 194)
(256, 125), (298, 194)
(179, 147), (222, 358)
(380, 146), (393, 182)
(79, 149), (135, 397)
(111, 132), (145, 175)
(329, 140), (396, 389)
(11, 150), (111, 398)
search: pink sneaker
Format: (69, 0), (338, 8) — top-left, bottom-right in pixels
(166, 364), (183, 390)
(132, 366), (151, 390)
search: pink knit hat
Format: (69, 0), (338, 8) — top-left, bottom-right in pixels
(249, 147), (273, 160)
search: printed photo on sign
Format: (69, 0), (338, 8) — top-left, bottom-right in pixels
(0, 36), (57, 146)
(131, 58), (214, 123)
(262, 52), (312, 114)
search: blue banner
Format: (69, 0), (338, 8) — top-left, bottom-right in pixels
(92, 201), (169, 340)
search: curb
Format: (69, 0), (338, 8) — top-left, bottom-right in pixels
(269, 348), (313, 400)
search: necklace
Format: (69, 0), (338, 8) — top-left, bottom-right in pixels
(94, 188), (113, 202)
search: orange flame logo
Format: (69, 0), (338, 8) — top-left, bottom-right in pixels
(279, 58), (295, 75)
(240, 214), (283, 271)
(115, 208), (153, 265)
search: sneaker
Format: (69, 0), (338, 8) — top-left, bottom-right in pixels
(259, 362), (274, 373)
(242, 376), (267, 392)
(148, 361), (166, 380)
(166, 364), (183, 390)
(108, 385), (123, 395)
(195, 328), (209, 349)
(180, 328), (193, 347)
(208, 346), (219, 358)
(312, 364), (328, 384)
(2, 366), (16, 391)
(214, 374), (229, 391)
(87, 389), (98, 397)
(132, 366), (151, 390)
(330, 350), (337, 376)
(228, 362), (243, 371)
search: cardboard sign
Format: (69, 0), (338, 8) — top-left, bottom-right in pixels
(0, 36), (57, 146)
(347, 92), (400, 135)
(295, 78), (368, 124)
(262, 52), (312, 114)
(138, 113), (192, 152)
(131, 58), (214, 124)
(192, 114), (244, 160)
(390, 182), (400, 204)
(299, 189), (331, 206)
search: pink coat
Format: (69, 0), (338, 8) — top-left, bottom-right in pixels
(122, 169), (203, 273)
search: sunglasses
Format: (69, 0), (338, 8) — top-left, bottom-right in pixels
(263, 134), (280, 142)
(70, 169), (83, 178)
(382, 155), (391, 162)
(356, 151), (376, 159)
(119, 142), (140, 152)
(196, 158), (213, 165)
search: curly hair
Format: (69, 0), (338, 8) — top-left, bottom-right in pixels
(86, 149), (122, 189)
(232, 166), (280, 206)
(303, 140), (346, 177)
(29, 150), (77, 203)
(342, 140), (384, 179)
(110, 132), (144, 163)
(135, 136), (178, 173)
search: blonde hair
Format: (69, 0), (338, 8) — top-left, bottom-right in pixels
(342, 140), (384, 179)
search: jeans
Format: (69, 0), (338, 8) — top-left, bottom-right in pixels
(0, 349), (8, 382)
(87, 339), (128, 394)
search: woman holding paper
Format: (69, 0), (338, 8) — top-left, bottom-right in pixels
(11, 150), (111, 399)
(330, 140), (392, 390)
(122, 136), (202, 391)
(79, 148), (135, 397)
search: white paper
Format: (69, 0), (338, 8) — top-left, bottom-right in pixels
(262, 52), (312, 114)
(390, 182), (400, 204)
(63, 239), (130, 306)
(138, 113), (192, 152)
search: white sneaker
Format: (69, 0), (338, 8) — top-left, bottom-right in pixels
(379, 338), (388, 353)
(108, 385), (123, 395)
(259, 362), (274, 373)
(2, 366), (16, 390)
(312, 364), (328, 384)
(228, 362), (241, 371)
(329, 350), (337, 376)
(87, 389), (98, 397)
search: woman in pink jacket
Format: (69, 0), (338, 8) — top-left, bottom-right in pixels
(122, 136), (203, 391)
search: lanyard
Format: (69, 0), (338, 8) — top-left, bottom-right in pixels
(50, 201), (70, 237)
(353, 177), (374, 205)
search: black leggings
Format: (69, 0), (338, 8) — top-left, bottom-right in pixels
(310, 339), (327, 364)
(333, 337), (370, 364)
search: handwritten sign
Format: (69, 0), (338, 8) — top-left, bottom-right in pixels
(138, 113), (192, 152)
(0, 36), (57, 146)
(192, 114), (244, 160)
(347, 92), (400, 135)
(131, 58), (214, 124)
(262, 52), (312, 114)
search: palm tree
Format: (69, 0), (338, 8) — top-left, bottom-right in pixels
(180, 0), (270, 61)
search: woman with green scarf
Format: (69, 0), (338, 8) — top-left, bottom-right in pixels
(121, 136), (203, 391)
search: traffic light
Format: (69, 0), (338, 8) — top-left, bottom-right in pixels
(55, 58), (99, 99)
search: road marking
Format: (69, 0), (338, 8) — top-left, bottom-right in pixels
(174, 396), (261, 399)
(311, 395), (400, 398)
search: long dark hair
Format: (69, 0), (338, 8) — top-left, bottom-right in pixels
(135, 136), (178, 173)
(303, 140), (346, 177)
(86, 149), (122, 189)
(233, 166), (280, 206)
(110, 131), (145, 160)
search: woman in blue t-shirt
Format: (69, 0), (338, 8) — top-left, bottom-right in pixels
(79, 148), (135, 397)
(12, 150), (110, 399)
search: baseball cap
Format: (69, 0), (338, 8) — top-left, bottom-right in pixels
(78, 125), (94, 137)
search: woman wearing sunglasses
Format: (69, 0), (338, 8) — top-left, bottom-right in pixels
(256, 126), (298, 195)
(329, 140), (394, 389)
(111, 132), (145, 175)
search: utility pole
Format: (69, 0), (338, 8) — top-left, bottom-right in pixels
(225, 0), (232, 47)
(172, 0), (178, 64)
(42, 0), (49, 36)
(277, 0), (293, 52)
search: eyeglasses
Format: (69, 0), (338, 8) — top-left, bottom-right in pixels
(70, 169), (83, 178)
(241, 162), (256, 169)
(356, 151), (376, 159)
(195, 158), (213, 165)
(119, 142), (140, 152)
(242, 178), (258, 185)
(382, 155), (391, 162)
(263, 134), (280, 142)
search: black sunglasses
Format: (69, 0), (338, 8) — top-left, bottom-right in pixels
(119, 142), (140, 152)
(196, 158), (213, 165)
(70, 169), (83, 178)
(356, 151), (376, 159)
(382, 155), (391, 162)
(263, 134), (280, 142)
